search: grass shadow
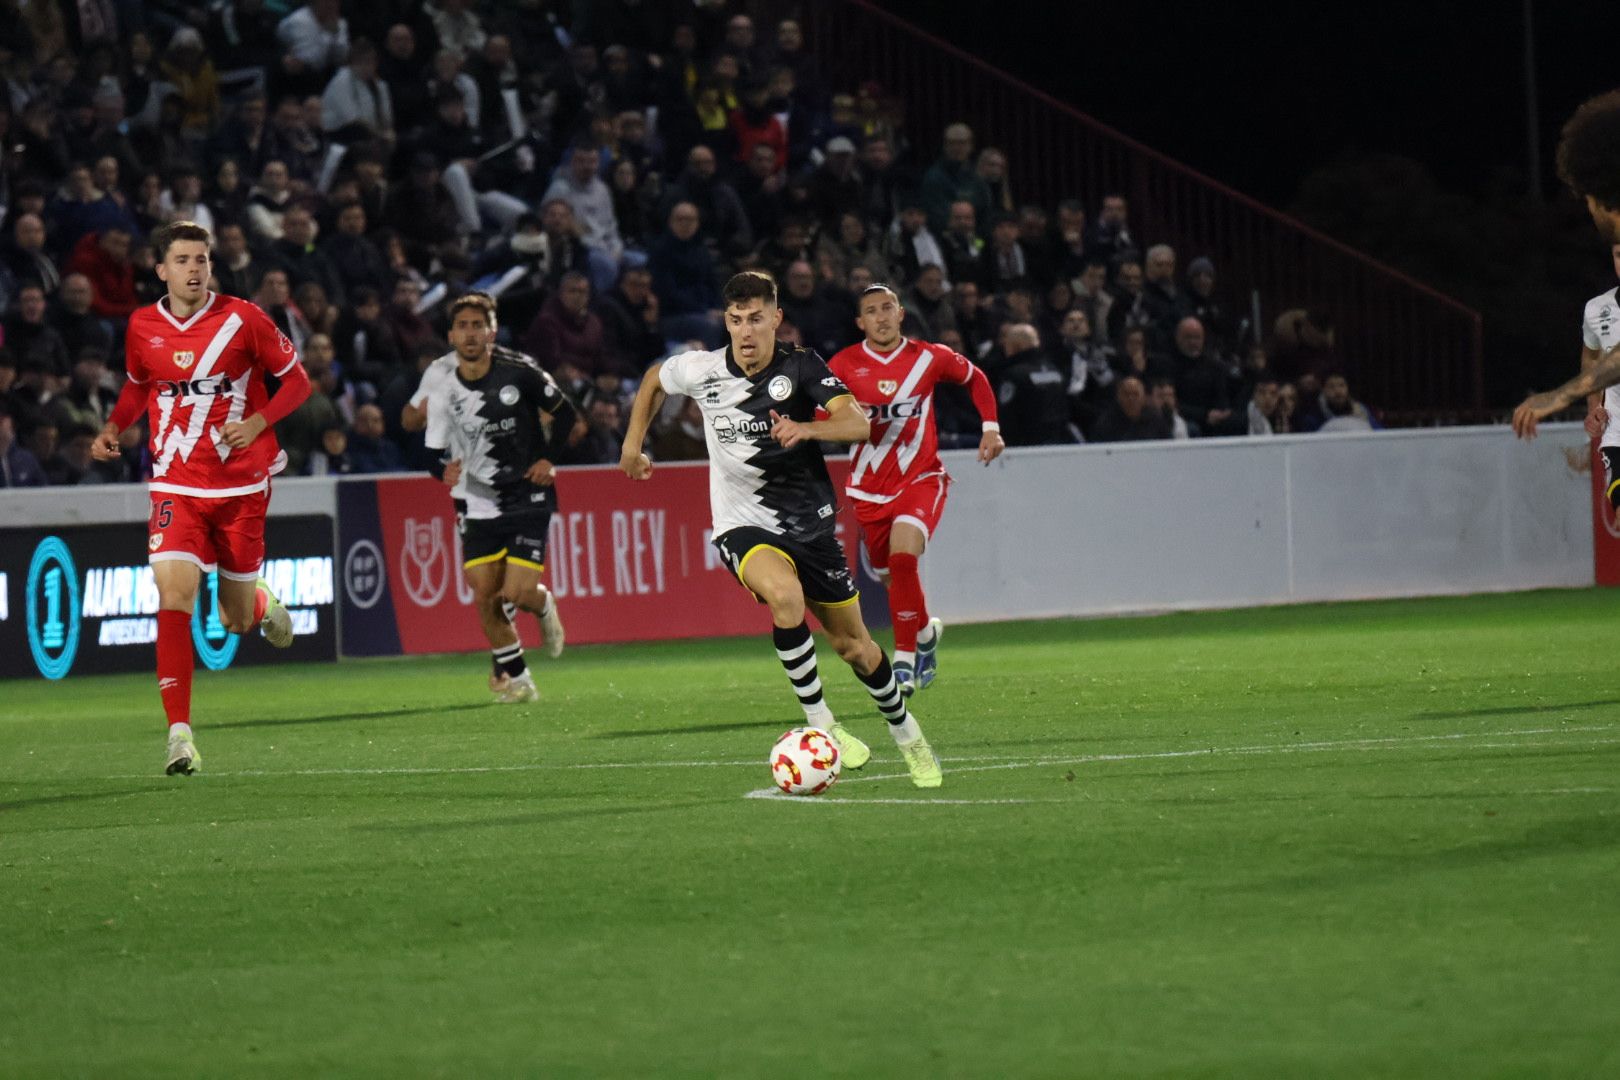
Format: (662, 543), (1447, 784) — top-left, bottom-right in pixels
(1414, 698), (1620, 721)
(219, 701), (495, 730)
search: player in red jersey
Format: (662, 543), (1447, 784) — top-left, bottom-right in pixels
(826, 283), (1004, 693)
(90, 221), (311, 775)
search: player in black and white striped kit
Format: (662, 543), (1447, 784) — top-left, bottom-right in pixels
(423, 293), (578, 702)
(619, 271), (943, 788)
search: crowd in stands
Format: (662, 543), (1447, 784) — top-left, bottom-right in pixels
(0, 0), (1383, 490)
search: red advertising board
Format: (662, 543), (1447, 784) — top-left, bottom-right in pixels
(367, 461), (871, 652)
(1591, 445), (1620, 586)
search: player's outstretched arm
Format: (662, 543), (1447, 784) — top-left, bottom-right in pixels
(773, 395), (870, 448)
(1515, 341), (1620, 439)
(620, 363), (668, 479)
(957, 361), (1005, 465)
(93, 378), (151, 460)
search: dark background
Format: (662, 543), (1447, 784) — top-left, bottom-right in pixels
(875, 0), (1619, 402)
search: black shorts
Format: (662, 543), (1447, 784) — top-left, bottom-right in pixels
(1605, 448), (1620, 507)
(461, 511), (551, 572)
(713, 526), (860, 609)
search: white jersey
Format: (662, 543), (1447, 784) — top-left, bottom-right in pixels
(412, 354), (466, 500)
(659, 343), (853, 541)
(1581, 288), (1620, 448)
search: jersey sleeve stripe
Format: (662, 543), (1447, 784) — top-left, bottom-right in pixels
(271, 354), (301, 378)
(823, 393), (858, 413)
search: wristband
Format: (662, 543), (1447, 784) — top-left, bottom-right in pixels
(981, 421), (1001, 433)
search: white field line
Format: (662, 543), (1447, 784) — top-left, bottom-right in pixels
(71, 723), (1619, 784)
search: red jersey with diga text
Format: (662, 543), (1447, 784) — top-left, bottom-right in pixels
(827, 337), (976, 504)
(124, 292), (299, 498)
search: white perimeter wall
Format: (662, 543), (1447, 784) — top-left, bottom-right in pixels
(922, 423), (1596, 622)
(2, 424), (1596, 622)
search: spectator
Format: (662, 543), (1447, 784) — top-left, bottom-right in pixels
(245, 160), (295, 243)
(51, 276), (114, 361)
(597, 265), (665, 375)
(307, 423), (353, 475)
(940, 200), (985, 291)
(208, 158), (252, 233)
(47, 163), (132, 259)
(901, 264), (956, 343)
(1277, 382), (1301, 432)
(1071, 259), (1113, 346)
(346, 403), (405, 473)
(211, 94), (273, 183)
(751, 217), (815, 283)
(277, 0), (351, 96)
(333, 288), (406, 391)
(276, 343), (345, 476)
(1091, 375), (1170, 443)
(659, 144), (753, 264)
(386, 154), (463, 262)
(859, 135), (904, 230)
(2, 213), (62, 297)
(1223, 375), (1285, 436)
(883, 202), (946, 286)
(568, 394), (626, 466)
(295, 282), (340, 340)
(1141, 244), (1192, 345)
(920, 123), (991, 235)
(1169, 317), (1233, 435)
(321, 37), (395, 143)
(524, 272), (608, 385)
(651, 397), (707, 462)
(1300, 373), (1380, 433)
(808, 136), (863, 231)
(271, 205), (347, 306)
(265, 95), (326, 184)
(1150, 378), (1193, 439)
(978, 148), (1015, 218)
(985, 211), (1029, 291)
(1052, 198), (1090, 282)
(212, 223), (261, 300)
(816, 211), (890, 288)
(425, 0), (487, 57)
(730, 77), (787, 173)
(1269, 308), (1338, 382)
(1187, 256), (1239, 359)
(0, 407), (47, 487)
(321, 202), (390, 296)
(30, 418), (69, 484)
(253, 269), (311, 350)
(534, 199), (602, 293)
(382, 278), (438, 359)
(158, 167), (215, 237)
(6, 283), (70, 377)
(379, 23), (431, 134)
(160, 27), (220, 136)
(648, 201), (723, 347)
(995, 324), (1074, 445)
(1106, 257), (1151, 348)
(1085, 193), (1135, 261)
(609, 159), (658, 252)
(779, 259), (849, 359)
(1058, 309), (1115, 436)
(544, 142), (625, 265)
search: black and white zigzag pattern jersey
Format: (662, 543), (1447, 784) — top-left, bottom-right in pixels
(423, 347), (572, 519)
(659, 343), (855, 542)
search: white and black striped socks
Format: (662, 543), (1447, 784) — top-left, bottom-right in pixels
(492, 641), (527, 679)
(856, 652), (921, 743)
(773, 622), (832, 722)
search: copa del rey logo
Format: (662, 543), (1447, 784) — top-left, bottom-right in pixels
(173, 350), (196, 370)
(399, 517), (450, 607)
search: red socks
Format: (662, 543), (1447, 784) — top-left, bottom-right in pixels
(156, 609), (194, 727)
(887, 552), (927, 653)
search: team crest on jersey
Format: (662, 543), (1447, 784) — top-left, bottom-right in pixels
(768, 375), (793, 401)
(148, 533), (163, 551)
(499, 384), (521, 406)
(878, 379), (899, 396)
(172, 350), (195, 370)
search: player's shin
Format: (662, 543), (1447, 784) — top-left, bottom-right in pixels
(156, 609), (194, 728)
(886, 551), (927, 665)
(854, 650), (923, 744)
(773, 622), (832, 723)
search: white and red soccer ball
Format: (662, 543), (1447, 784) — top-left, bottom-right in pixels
(770, 727), (841, 795)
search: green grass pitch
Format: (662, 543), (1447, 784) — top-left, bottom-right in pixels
(2, 590), (1617, 1078)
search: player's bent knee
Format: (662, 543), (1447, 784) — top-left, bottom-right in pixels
(827, 632), (867, 664)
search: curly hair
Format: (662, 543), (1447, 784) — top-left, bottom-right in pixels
(1556, 90), (1620, 209)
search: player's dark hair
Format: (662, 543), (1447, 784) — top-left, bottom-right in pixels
(859, 283), (902, 308)
(1557, 91), (1620, 209)
(448, 292), (498, 327)
(722, 270), (777, 308)
(151, 220), (212, 260)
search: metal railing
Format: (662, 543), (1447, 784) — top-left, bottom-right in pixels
(756, 0), (1485, 414)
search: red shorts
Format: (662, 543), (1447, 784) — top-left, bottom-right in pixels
(147, 490), (270, 580)
(851, 474), (950, 573)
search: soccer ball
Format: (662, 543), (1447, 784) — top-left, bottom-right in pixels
(770, 727), (841, 795)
